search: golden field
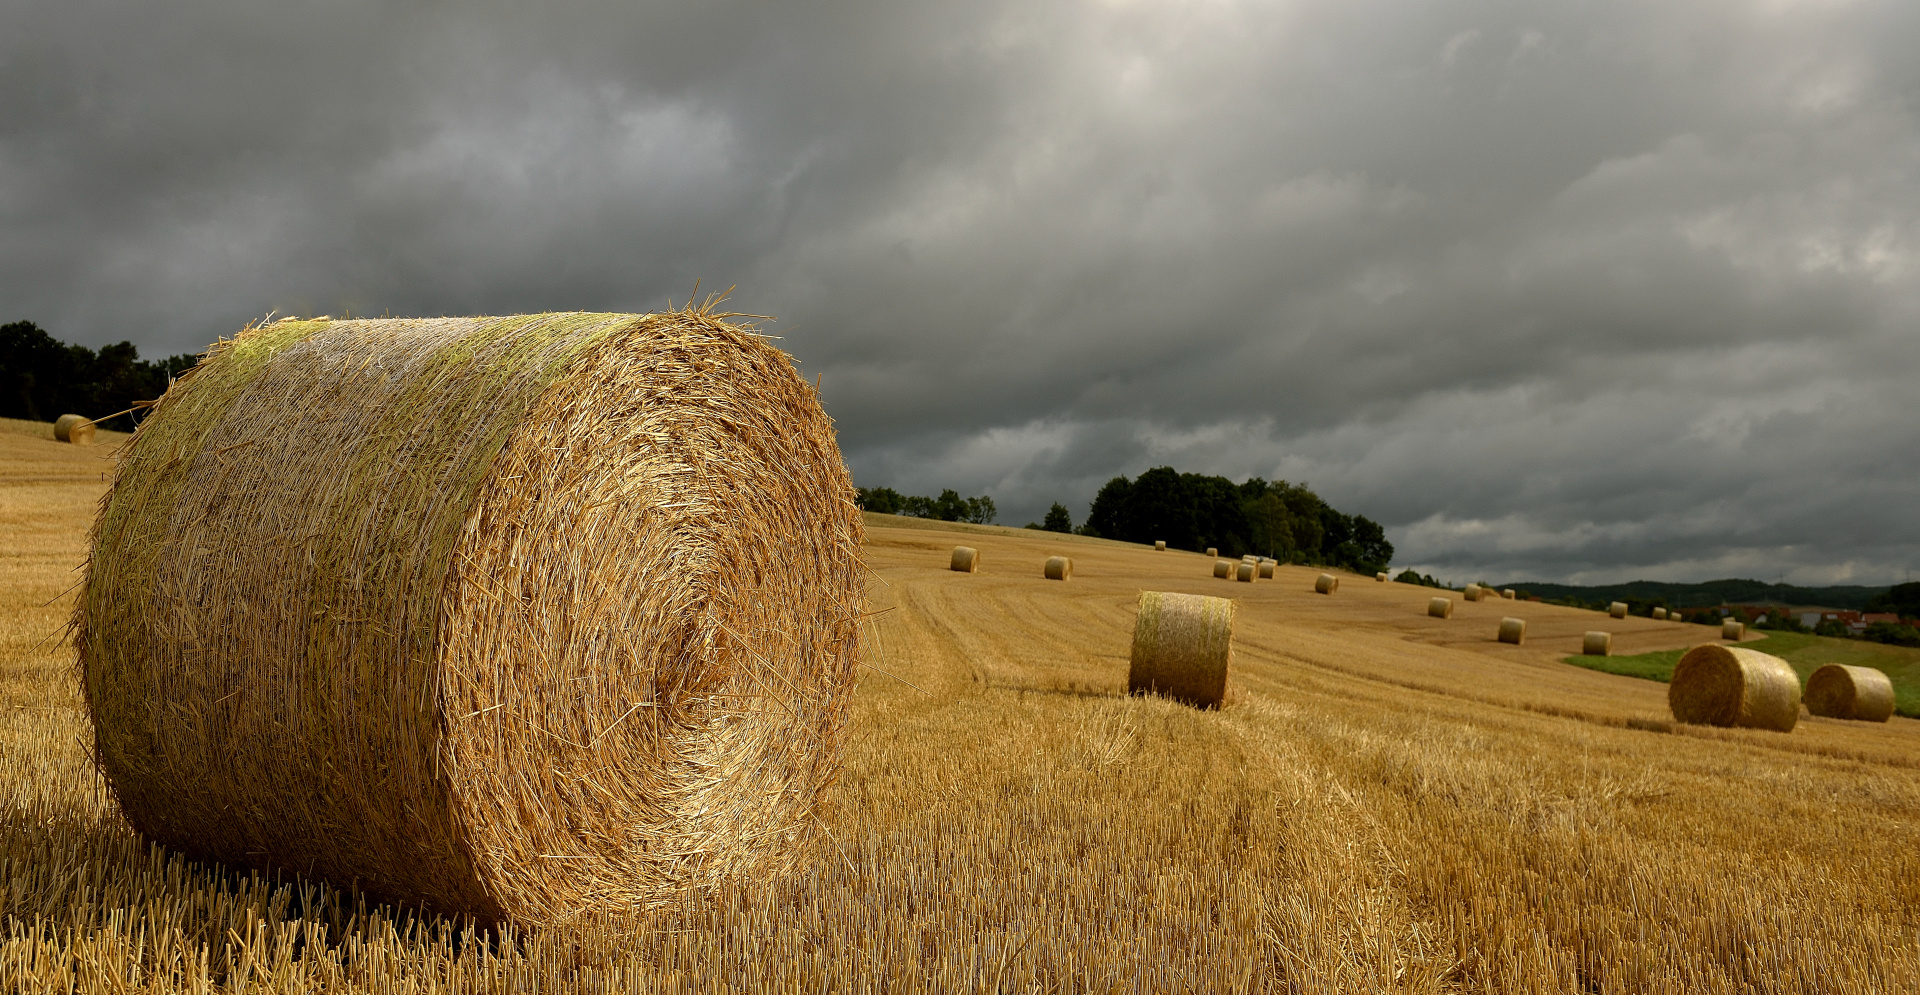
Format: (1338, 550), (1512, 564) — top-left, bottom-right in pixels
(3, 416), (1919, 993)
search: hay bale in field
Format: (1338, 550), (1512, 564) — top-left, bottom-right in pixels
(1314, 572), (1339, 595)
(950, 546), (980, 572)
(1044, 555), (1072, 581)
(54, 414), (96, 446)
(1258, 561), (1275, 579)
(1722, 619), (1744, 640)
(73, 310), (865, 926)
(1652, 607), (1668, 620)
(1497, 617), (1526, 644)
(1582, 631), (1612, 656)
(1242, 554), (1257, 564)
(1213, 559), (1233, 579)
(1668, 644), (1801, 732)
(1463, 585), (1482, 602)
(1376, 572), (1389, 582)
(1154, 540), (1166, 551)
(1128, 591), (1234, 708)
(1805, 664), (1895, 723)
(1501, 589), (1515, 599)
(1206, 547), (1217, 558)
(1235, 562), (1255, 582)
(1428, 597), (1454, 619)
(1608, 601), (1628, 619)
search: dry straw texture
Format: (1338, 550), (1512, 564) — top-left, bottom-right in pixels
(1668, 645), (1802, 733)
(73, 309), (865, 926)
(949, 546), (979, 573)
(1043, 556), (1072, 581)
(1464, 585), (1482, 602)
(1377, 572), (1390, 582)
(1583, 631), (1613, 656)
(1126, 591), (1233, 708)
(1213, 559), (1233, 579)
(1805, 664), (1895, 722)
(1153, 540), (1165, 551)
(1205, 547), (1217, 557)
(53, 414), (95, 446)
(1428, 597), (1454, 619)
(1258, 562), (1275, 579)
(1653, 608), (1669, 620)
(1607, 602), (1628, 619)
(1314, 573), (1339, 595)
(1498, 618), (1526, 645)
(1722, 620), (1745, 640)
(1235, 562), (1256, 583)
(1242, 555), (1258, 564)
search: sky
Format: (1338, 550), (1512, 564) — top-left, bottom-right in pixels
(4, 0), (1917, 585)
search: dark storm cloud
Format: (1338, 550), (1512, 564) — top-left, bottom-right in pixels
(5, 0), (1918, 582)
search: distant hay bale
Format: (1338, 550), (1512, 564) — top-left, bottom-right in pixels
(1497, 617), (1526, 644)
(1044, 555), (1072, 581)
(1668, 645), (1801, 732)
(1463, 585), (1482, 602)
(1258, 561), (1275, 579)
(1805, 664), (1895, 723)
(73, 311), (865, 926)
(1652, 607), (1668, 620)
(1721, 620), (1744, 640)
(1235, 562), (1255, 582)
(1428, 597), (1454, 619)
(950, 546), (980, 573)
(1213, 559), (1233, 579)
(1154, 540), (1166, 551)
(54, 414), (96, 446)
(1128, 591), (1234, 708)
(1376, 572), (1389, 582)
(1609, 601), (1628, 619)
(1242, 554), (1257, 564)
(1206, 547), (1217, 558)
(1582, 631), (1612, 656)
(1501, 589), (1515, 599)
(1314, 572), (1339, 595)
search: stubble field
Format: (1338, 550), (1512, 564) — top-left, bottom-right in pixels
(3, 417), (1918, 993)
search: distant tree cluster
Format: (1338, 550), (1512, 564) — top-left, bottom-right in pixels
(855, 486), (997, 525)
(1394, 569), (1450, 590)
(1, 321), (198, 430)
(1867, 582), (1920, 620)
(1080, 467), (1393, 573)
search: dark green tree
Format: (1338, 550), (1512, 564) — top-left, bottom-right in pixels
(1042, 502), (1072, 533)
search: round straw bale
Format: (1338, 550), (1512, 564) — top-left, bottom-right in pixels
(1258, 561), (1275, 579)
(1154, 540), (1166, 551)
(1213, 559), (1233, 579)
(1242, 554), (1257, 564)
(1235, 562), (1255, 582)
(1206, 547), (1218, 558)
(1609, 601), (1628, 619)
(1582, 631), (1612, 656)
(1652, 607), (1668, 620)
(950, 545), (980, 572)
(1128, 591), (1234, 708)
(1501, 589), (1515, 599)
(1314, 572), (1339, 595)
(1668, 644), (1801, 732)
(54, 413), (96, 446)
(1722, 619), (1744, 640)
(1805, 664), (1895, 722)
(1044, 555), (1072, 581)
(1376, 572), (1389, 582)
(1428, 597), (1454, 619)
(1497, 617), (1526, 644)
(1463, 585), (1482, 602)
(74, 311), (865, 926)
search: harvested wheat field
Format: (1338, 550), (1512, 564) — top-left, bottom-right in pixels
(4, 423), (1920, 992)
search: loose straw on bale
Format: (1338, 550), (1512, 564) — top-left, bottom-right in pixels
(1258, 561), (1274, 579)
(1235, 562), (1255, 582)
(1213, 559), (1233, 579)
(1609, 601), (1628, 619)
(1668, 644), (1801, 732)
(1498, 617), (1526, 644)
(1044, 555), (1072, 581)
(74, 310), (865, 927)
(54, 413), (96, 446)
(1128, 591), (1233, 709)
(1722, 620), (1744, 640)
(1154, 540), (1166, 551)
(950, 546), (979, 572)
(1315, 573), (1339, 595)
(1428, 597), (1453, 619)
(1583, 631), (1612, 656)
(1805, 664), (1895, 723)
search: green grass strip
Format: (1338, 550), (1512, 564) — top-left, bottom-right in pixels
(1564, 630), (1920, 718)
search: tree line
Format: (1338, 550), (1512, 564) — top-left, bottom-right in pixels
(1083, 467), (1393, 573)
(1, 321), (198, 430)
(855, 487), (998, 525)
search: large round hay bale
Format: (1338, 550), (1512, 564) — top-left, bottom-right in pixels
(1721, 619), (1744, 640)
(1235, 562), (1255, 582)
(1258, 561), (1275, 579)
(1314, 572), (1339, 595)
(1668, 645), (1801, 732)
(1582, 631), (1612, 656)
(1501, 589), (1515, 599)
(1497, 617), (1526, 644)
(1128, 591), (1233, 708)
(54, 414), (96, 446)
(1652, 607), (1668, 620)
(1154, 540), (1166, 551)
(950, 546), (979, 572)
(74, 312), (865, 926)
(1044, 555), (1072, 581)
(1463, 585), (1482, 602)
(1242, 554), (1257, 564)
(1213, 559), (1233, 579)
(1428, 597), (1453, 619)
(1609, 601), (1628, 619)
(1805, 664), (1895, 722)
(1376, 572), (1389, 582)
(1206, 547), (1218, 558)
